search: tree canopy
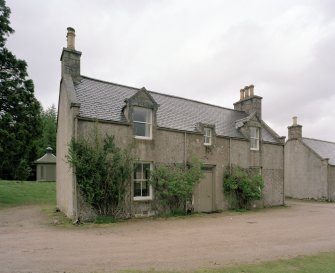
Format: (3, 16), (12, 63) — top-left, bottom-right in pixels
(0, 0), (13, 47)
(36, 104), (57, 157)
(0, 0), (43, 180)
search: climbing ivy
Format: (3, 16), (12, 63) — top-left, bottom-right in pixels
(223, 166), (264, 209)
(67, 132), (133, 217)
(150, 159), (203, 214)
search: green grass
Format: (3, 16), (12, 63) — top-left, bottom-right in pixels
(0, 180), (56, 209)
(121, 252), (335, 273)
(94, 215), (117, 224)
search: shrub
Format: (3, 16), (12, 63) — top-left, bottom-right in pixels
(15, 159), (32, 181)
(150, 159), (203, 213)
(67, 132), (133, 217)
(223, 166), (264, 209)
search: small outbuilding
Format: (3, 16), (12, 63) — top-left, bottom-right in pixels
(35, 147), (56, 181)
(285, 117), (335, 201)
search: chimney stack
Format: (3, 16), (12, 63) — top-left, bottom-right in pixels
(288, 116), (302, 140)
(234, 84), (263, 119)
(66, 27), (76, 49)
(60, 27), (82, 82)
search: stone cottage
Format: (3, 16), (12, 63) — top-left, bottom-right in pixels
(35, 147), (56, 181)
(285, 117), (335, 201)
(57, 27), (285, 220)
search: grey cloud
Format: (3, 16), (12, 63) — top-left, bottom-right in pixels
(5, 0), (335, 141)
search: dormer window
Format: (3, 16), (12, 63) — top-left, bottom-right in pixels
(204, 127), (212, 146)
(250, 127), (260, 150)
(133, 107), (152, 139)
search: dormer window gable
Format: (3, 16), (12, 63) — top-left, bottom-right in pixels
(195, 123), (215, 146)
(124, 87), (158, 140)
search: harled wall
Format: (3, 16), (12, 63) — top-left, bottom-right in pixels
(285, 139), (328, 200)
(75, 119), (284, 217)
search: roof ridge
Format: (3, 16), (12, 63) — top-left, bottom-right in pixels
(80, 75), (245, 114)
(302, 137), (335, 145)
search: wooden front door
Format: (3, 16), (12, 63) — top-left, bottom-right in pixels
(193, 169), (213, 212)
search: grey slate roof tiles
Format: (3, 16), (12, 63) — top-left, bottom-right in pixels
(35, 153), (56, 164)
(302, 138), (335, 165)
(74, 76), (279, 143)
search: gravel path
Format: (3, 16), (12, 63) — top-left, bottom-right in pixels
(0, 200), (335, 273)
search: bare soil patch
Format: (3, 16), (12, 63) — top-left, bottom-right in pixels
(1, 200), (335, 273)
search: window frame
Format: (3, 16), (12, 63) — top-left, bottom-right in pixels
(133, 162), (153, 201)
(250, 127), (260, 151)
(204, 127), (212, 146)
(132, 106), (152, 140)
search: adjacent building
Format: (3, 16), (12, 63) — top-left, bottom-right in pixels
(57, 28), (285, 220)
(35, 147), (56, 181)
(285, 117), (335, 201)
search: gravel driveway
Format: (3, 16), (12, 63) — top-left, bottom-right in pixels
(0, 200), (335, 273)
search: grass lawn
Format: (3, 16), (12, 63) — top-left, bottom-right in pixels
(0, 180), (56, 209)
(122, 252), (335, 273)
(196, 252), (335, 273)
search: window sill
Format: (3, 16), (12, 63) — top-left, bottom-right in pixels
(250, 148), (259, 151)
(133, 196), (153, 201)
(134, 136), (152, 140)
(204, 143), (212, 146)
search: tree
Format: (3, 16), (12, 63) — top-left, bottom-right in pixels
(0, 0), (13, 48)
(0, 0), (42, 179)
(36, 104), (57, 157)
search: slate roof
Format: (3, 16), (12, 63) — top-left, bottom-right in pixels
(302, 138), (335, 165)
(74, 76), (280, 143)
(35, 153), (56, 164)
(35, 147), (56, 164)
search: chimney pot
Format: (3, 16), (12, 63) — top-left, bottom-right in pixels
(249, 85), (254, 96)
(67, 27), (76, 49)
(244, 86), (249, 98)
(240, 89), (244, 100)
(292, 116), (298, 126)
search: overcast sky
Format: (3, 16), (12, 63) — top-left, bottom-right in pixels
(5, 0), (335, 141)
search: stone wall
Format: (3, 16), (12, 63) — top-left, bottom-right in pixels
(262, 143), (284, 206)
(328, 165), (335, 201)
(285, 139), (328, 200)
(56, 77), (78, 219)
(74, 119), (284, 217)
(36, 164), (56, 181)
